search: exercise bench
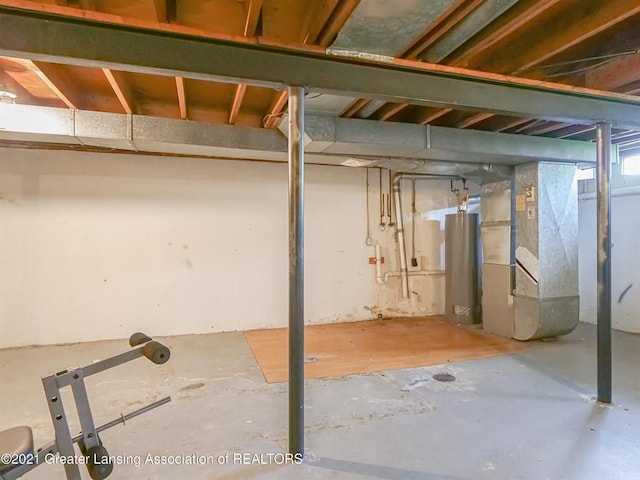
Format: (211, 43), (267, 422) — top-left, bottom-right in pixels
(0, 332), (171, 480)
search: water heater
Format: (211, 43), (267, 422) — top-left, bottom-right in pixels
(445, 213), (481, 324)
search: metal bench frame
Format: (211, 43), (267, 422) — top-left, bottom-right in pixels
(0, 334), (171, 480)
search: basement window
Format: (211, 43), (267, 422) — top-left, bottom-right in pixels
(576, 167), (594, 181)
(622, 154), (640, 176)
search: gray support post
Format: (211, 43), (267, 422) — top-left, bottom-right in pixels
(288, 86), (305, 456)
(596, 122), (612, 404)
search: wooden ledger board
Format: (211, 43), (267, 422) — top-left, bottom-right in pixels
(243, 316), (524, 383)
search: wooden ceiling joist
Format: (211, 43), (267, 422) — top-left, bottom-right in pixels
(314, 0), (361, 48)
(401, 0), (485, 60)
(454, 112), (495, 129)
(419, 108), (452, 125)
(370, 102), (409, 122)
(585, 53), (640, 91)
(449, 0), (564, 68)
(262, 0), (361, 128)
(228, 0), (263, 125)
(102, 68), (135, 114)
(31, 61), (77, 109)
(175, 76), (186, 119)
(501, 0), (640, 75)
(228, 83), (246, 125)
(443, 0), (640, 132)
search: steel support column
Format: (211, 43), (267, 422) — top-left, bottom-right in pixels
(288, 86), (305, 456)
(596, 122), (612, 404)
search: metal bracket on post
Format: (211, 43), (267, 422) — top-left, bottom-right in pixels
(596, 121), (612, 404)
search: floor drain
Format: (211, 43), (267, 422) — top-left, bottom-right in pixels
(432, 373), (456, 382)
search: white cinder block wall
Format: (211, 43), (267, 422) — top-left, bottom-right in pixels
(0, 147), (462, 348)
(578, 164), (640, 334)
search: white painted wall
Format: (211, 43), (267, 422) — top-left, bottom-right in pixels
(0, 147), (459, 347)
(578, 164), (640, 333)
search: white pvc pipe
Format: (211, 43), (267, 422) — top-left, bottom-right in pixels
(391, 173), (461, 299)
(392, 182), (410, 298)
(375, 244), (444, 285)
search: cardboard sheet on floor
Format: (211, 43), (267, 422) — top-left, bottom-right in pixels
(243, 316), (524, 383)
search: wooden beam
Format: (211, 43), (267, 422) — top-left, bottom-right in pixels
(228, 84), (246, 124)
(175, 76), (186, 120)
(402, 0), (484, 59)
(423, 0), (563, 129)
(244, 0), (263, 37)
(5, 2), (640, 128)
(31, 61), (77, 109)
(438, 0), (640, 132)
(166, 0), (176, 23)
(482, 0), (640, 74)
(340, 98), (369, 118)
(315, 0), (361, 48)
(65, 0), (96, 9)
(263, 90), (288, 128)
(102, 68), (135, 114)
(151, 0), (167, 23)
(0, 66), (42, 105)
(450, 0), (563, 68)
(228, 0), (263, 125)
(585, 53), (640, 91)
(519, 121), (568, 136)
(263, 0), (359, 127)
(370, 102), (409, 121)
(419, 108), (452, 125)
(303, 0), (340, 45)
(454, 112), (495, 129)
(614, 132), (640, 147)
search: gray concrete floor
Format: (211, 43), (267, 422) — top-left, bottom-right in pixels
(1, 321), (639, 479)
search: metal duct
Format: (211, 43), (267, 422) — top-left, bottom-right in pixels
(297, 115), (607, 165)
(329, 0), (458, 57)
(512, 162), (580, 340)
(0, 105), (613, 177)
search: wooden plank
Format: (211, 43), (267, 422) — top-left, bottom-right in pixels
(340, 98), (369, 118)
(0, 56), (61, 102)
(585, 53), (640, 91)
(102, 68), (135, 113)
(243, 0), (263, 36)
(228, 83), (246, 124)
(302, 0), (339, 45)
(229, 0), (263, 125)
(31, 61), (77, 108)
(244, 316), (524, 384)
(401, 0), (485, 60)
(370, 102), (409, 121)
(312, 0), (360, 48)
(262, 90), (288, 128)
(479, 0), (640, 75)
(454, 112), (495, 129)
(419, 108), (452, 125)
(450, 0), (564, 68)
(262, 0), (359, 126)
(175, 75), (186, 119)
(152, 0), (168, 23)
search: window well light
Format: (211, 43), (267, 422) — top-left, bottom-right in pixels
(622, 154), (640, 176)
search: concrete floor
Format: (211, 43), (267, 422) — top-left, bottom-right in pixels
(1, 321), (639, 480)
